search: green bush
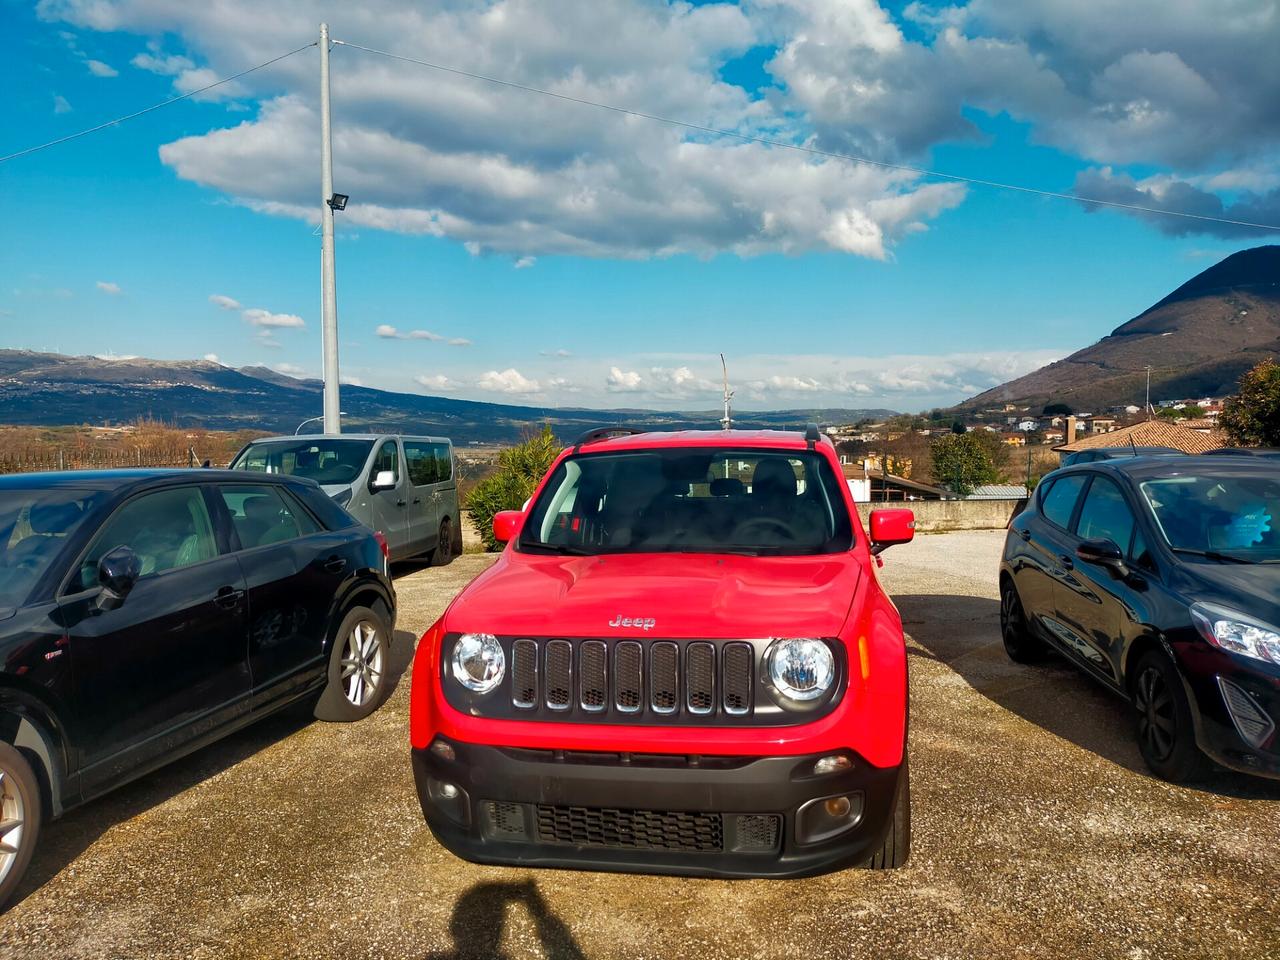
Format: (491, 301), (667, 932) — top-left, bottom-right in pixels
(465, 425), (561, 551)
(930, 432), (998, 497)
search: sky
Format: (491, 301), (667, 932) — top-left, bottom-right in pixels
(2, 0), (1278, 413)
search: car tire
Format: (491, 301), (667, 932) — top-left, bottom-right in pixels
(431, 517), (454, 567)
(1000, 579), (1046, 664)
(0, 741), (43, 911)
(314, 604), (393, 722)
(1132, 650), (1209, 783)
(865, 758), (910, 869)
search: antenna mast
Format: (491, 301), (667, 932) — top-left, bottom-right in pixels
(720, 354), (734, 430)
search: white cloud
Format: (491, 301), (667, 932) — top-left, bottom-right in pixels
(448, 337), (472, 347)
(253, 329), (282, 348)
(415, 374), (458, 391)
(606, 366), (644, 392)
(376, 324), (443, 341)
(243, 307), (304, 328)
(514, 256), (536, 269)
(477, 368), (541, 394)
(340, 374), (364, 386)
(203, 353), (220, 363)
(86, 59), (117, 77)
(53, 94), (71, 114)
(209, 294), (242, 310)
(272, 362), (305, 377)
(541, 348), (572, 357)
(95, 280), (122, 295)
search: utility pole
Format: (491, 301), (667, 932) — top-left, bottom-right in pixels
(719, 353), (733, 430)
(319, 23), (341, 434)
(1145, 365), (1152, 419)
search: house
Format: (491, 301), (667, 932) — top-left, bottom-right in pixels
(842, 462), (872, 503)
(1016, 419), (1038, 432)
(1053, 419), (1225, 463)
(1002, 434), (1026, 447)
(868, 472), (954, 502)
(1042, 431), (1064, 444)
(1087, 417), (1117, 433)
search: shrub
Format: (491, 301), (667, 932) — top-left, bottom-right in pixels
(1220, 360), (1280, 447)
(930, 432), (998, 496)
(465, 425), (560, 551)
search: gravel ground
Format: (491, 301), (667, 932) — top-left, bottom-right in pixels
(3, 533), (1278, 959)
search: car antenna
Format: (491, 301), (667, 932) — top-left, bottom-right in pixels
(720, 353), (734, 431)
(1129, 435), (1139, 454)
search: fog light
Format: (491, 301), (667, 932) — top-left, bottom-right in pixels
(813, 754), (852, 776)
(430, 739), (456, 762)
(824, 796), (852, 817)
(439, 782), (459, 799)
(796, 792), (864, 845)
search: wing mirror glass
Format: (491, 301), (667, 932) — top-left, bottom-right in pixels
(869, 508), (915, 556)
(370, 469), (397, 491)
(493, 510), (524, 544)
(97, 546), (141, 610)
(1076, 537), (1129, 578)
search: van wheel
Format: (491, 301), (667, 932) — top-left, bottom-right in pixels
(865, 758), (910, 869)
(0, 741), (42, 911)
(431, 518), (454, 567)
(314, 605), (392, 722)
(1000, 579), (1046, 663)
(1132, 651), (1208, 783)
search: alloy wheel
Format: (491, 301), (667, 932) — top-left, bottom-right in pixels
(1135, 665), (1176, 762)
(0, 767), (26, 888)
(1001, 586), (1022, 645)
(340, 620), (384, 707)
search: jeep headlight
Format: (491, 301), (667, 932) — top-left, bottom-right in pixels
(766, 638), (835, 702)
(451, 633), (506, 693)
(1191, 603), (1280, 665)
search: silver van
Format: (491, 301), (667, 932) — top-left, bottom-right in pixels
(229, 434), (461, 564)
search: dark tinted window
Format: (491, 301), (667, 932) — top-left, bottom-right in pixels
(521, 448), (853, 556)
(434, 442), (453, 482)
(373, 441), (400, 484)
(1040, 474), (1087, 530)
(404, 441), (439, 486)
(1075, 476), (1135, 548)
(232, 438), (374, 486)
(79, 487), (216, 588)
(1131, 527), (1156, 571)
(0, 488), (105, 602)
(220, 484), (320, 549)
(291, 483), (358, 530)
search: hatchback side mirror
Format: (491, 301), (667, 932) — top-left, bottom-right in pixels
(493, 510), (524, 544)
(370, 469), (397, 491)
(869, 508), (915, 556)
(1076, 537), (1128, 578)
(97, 546), (141, 611)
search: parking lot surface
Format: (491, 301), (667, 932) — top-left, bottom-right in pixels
(3, 533), (1278, 959)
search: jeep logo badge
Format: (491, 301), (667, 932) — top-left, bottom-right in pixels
(609, 615), (656, 631)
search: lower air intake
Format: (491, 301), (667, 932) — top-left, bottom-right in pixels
(535, 804), (724, 852)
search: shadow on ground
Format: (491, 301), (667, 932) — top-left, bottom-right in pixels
(895, 593), (1280, 801)
(10, 628), (416, 912)
(424, 880), (588, 960)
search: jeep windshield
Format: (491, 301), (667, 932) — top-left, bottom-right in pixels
(231, 438), (374, 486)
(518, 448), (855, 556)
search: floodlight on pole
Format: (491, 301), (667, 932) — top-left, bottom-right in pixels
(327, 193), (348, 211)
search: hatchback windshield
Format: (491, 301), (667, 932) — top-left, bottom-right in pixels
(519, 448), (854, 556)
(231, 439), (374, 486)
(0, 488), (105, 601)
(1140, 470), (1280, 559)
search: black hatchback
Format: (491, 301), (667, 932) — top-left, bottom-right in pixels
(0, 470), (396, 907)
(1000, 456), (1280, 783)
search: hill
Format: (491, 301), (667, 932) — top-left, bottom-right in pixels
(0, 350), (894, 443)
(961, 246), (1280, 412)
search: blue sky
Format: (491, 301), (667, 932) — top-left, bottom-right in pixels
(3, 1), (1277, 412)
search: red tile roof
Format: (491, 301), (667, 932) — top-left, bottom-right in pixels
(1054, 419), (1224, 454)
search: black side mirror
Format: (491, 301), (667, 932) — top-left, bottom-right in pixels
(97, 546), (142, 611)
(1076, 537), (1128, 579)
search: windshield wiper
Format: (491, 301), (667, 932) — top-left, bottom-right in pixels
(518, 542), (598, 556)
(1170, 547), (1257, 564)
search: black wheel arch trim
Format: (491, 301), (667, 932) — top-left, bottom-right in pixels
(321, 576), (396, 656)
(0, 688), (75, 816)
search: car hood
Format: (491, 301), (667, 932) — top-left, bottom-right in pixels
(1182, 561), (1280, 625)
(446, 551), (863, 639)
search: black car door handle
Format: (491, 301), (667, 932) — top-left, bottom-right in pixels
(1059, 554), (1075, 570)
(412, 498), (422, 504)
(396, 499), (407, 507)
(1019, 529), (1031, 542)
(214, 586), (245, 609)
(323, 556), (347, 574)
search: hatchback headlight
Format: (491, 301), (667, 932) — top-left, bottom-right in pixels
(451, 633), (506, 693)
(1191, 602), (1280, 665)
(766, 638), (835, 702)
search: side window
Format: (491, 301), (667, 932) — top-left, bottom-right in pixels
(219, 485), (319, 550)
(434, 442), (452, 482)
(78, 487), (216, 588)
(1131, 527), (1156, 571)
(1075, 476), (1135, 548)
(373, 440), (400, 485)
(403, 441), (439, 487)
(1040, 474), (1088, 530)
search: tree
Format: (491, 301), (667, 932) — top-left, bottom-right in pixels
(1181, 403), (1206, 419)
(1221, 359), (1280, 447)
(930, 433), (998, 496)
(951, 420), (967, 434)
(1155, 407), (1182, 420)
(1043, 402), (1073, 415)
(465, 424), (561, 551)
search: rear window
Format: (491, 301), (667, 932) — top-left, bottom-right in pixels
(520, 447), (854, 556)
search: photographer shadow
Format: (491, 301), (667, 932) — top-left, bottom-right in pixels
(425, 880), (587, 960)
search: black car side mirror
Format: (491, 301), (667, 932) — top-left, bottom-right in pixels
(96, 546), (142, 611)
(1076, 538), (1129, 579)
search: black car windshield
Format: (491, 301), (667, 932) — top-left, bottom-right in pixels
(0, 488), (106, 602)
(231, 439), (374, 485)
(519, 448), (854, 556)
(1140, 471), (1280, 559)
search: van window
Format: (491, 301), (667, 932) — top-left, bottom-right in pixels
(404, 441), (440, 487)
(231, 438), (374, 486)
(372, 441), (400, 485)
(434, 442), (453, 482)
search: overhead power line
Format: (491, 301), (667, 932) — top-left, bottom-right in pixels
(0, 42), (317, 165)
(333, 38), (1280, 235)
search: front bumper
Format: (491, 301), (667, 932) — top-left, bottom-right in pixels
(1179, 646), (1280, 779)
(412, 738), (904, 879)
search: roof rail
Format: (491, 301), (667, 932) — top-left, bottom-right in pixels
(571, 426), (647, 452)
(804, 422), (821, 450)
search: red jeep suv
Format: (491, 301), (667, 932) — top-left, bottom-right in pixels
(409, 426), (915, 877)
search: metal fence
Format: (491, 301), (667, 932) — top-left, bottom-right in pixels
(0, 447), (205, 475)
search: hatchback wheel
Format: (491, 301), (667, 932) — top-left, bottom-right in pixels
(1000, 579), (1045, 664)
(315, 605), (393, 721)
(1132, 651), (1207, 783)
(0, 742), (42, 911)
(431, 517), (454, 567)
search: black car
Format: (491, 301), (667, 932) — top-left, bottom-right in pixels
(0, 470), (396, 906)
(1060, 446), (1182, 466)
(1000, 456), (1280, 783)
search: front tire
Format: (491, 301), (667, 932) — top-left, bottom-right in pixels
(0, 741), (42, 911)
(1132, 651), (1208, 783)
(1000, 578), (1046, 664)
(314, 605), (392, 722)
(865, 758), (910, 869)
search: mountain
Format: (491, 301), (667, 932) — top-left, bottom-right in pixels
(0, 350), (894, 443)
(961, 246), (1280, 412)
